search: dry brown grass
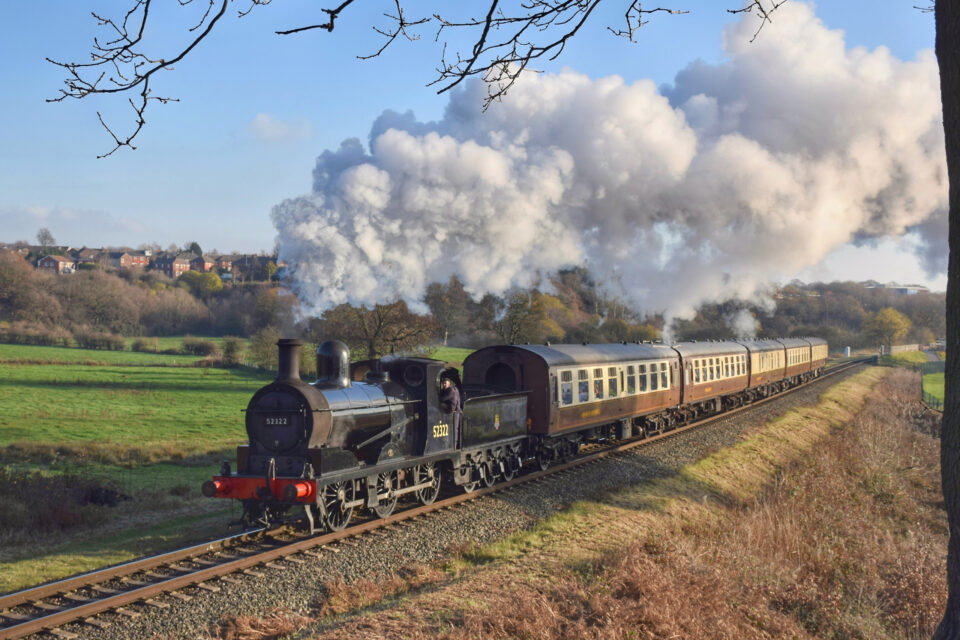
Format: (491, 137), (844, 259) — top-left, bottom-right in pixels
(212, 367), (947, 640)
(0, 467), (127, 544)
(316, 563), (446, 618)
(208, 607), (314, 640)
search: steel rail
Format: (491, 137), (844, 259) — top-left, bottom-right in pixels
(0, 529), (266, 611)
(0, 357), (870, 639)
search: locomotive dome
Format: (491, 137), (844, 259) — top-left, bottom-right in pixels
(316, 340), (350, 389)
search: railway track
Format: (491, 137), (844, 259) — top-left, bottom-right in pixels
(0, 357), (872, 639)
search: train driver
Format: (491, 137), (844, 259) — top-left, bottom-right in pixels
(439, 377), (462, 437)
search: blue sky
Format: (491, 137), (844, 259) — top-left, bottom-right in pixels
(0, 1), (944, 289)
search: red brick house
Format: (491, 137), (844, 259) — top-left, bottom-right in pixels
(214, 255), (237, 273)
(190, 255), (215, 272)
(128, 250), (150, 268)
(108, 251), (133, 269)
(154, 254), (192, 278)
(37, 254), (76, 275)
(74, 247), (104, 265)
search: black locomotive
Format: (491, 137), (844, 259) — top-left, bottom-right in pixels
(203, 339), (527, 532)
(203, 336), (827, 532)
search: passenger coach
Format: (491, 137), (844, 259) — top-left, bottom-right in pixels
(462, 343), (681, 444)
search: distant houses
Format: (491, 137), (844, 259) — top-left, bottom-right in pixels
(37, 254), (76, 275)
(0, 242), (283, 283)
(859, 280), (931, 295)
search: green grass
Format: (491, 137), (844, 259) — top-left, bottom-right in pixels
(0, 362), (273, 457)
(129, 335), (237, 352)
(888, 350), (929, 365)
(923, 372), (945, 403)
(0, 343), (208, 365)
(427, 346), (474, 365)
(0, 502), (237, 593)
(0, 342), (271, 592)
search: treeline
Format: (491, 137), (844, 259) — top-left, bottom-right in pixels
(672, 282), (945, 348)
(0, 251), (945, 357)
(0, 252), (294, 339)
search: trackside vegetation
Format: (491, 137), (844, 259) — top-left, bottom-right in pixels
(216, 367), (946, 640)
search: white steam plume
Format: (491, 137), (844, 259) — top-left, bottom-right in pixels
(272, 2), (946, 320)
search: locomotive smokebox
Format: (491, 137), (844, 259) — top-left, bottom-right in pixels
(316, 340), (351, 388)
(276, 338), (304, 383)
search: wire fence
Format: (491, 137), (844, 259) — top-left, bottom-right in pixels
(877, 357), (945, 374)
(877, 356), (944, 412)
(922, 389), (944, 412)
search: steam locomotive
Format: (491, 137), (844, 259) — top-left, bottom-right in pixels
(202, 336), (827, 533)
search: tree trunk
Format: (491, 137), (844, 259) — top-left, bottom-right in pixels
(935, 1), (960, 637)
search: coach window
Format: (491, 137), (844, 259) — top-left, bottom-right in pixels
(608, 367), (618, 397)
(560, 370), (574, 406)
(694, 361), (701, 383)
(626, 365), (636, 394)
(650, 364), (659, 391)
(660, 363), (668, 389)
(638, 364), (648, 392)
(707, 358), (714, 381)
(578, 369), (590, 403)
(593, 368), (604, 400)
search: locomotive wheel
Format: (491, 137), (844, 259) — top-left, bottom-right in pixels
(372, 471), (398, 518)
(321, 480), (355, 531)
(536, 449), (552, 471)
(481, 462), (497, 488)
(501, 456), (516, 482)
(414, 462), (441, 505)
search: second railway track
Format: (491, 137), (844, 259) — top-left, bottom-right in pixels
(0, 357), (871, 640)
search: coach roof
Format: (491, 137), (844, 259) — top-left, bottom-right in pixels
(671, 341), (748, 358)
(735, 339), (787, 352)
(470, 343), (677, 368)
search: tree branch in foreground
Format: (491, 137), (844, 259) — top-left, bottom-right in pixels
(51, 0), (789, 154)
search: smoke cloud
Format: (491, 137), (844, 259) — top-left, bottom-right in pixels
(272, 2), (946, 320)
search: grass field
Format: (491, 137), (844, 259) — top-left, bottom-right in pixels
(0, 362), (273, 460)
(924, 372), (945, 403)
(887, 350), (930, 365)
(128, 335), (233, 352)
(426, 346), (474, 365)
(0, 343), (208, 366)
(0, 343), (273, 591)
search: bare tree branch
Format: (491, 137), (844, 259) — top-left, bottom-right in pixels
(728, 0), (788, 43)
(51, 1), (783, 155)
(47, 0), (235, 156)
(358, 0), (429, 61)
(274, 0), (357, 34)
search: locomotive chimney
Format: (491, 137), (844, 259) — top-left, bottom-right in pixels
(276, 338), (304, 383)
(315, 340), (351, 389)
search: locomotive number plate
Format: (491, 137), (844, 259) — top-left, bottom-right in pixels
(432, 422), (449, 438)
(265, 417), (289, 426)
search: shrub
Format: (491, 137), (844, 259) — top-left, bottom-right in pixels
(73, 330), (126, 351)
(249, 326), (280, 370)
(222, 336), (245, 366)
(131, 337), (159, 352)
(181, 336), (220, 356)
(0, 322), (72, 347)
(0, 468), (128, 542)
